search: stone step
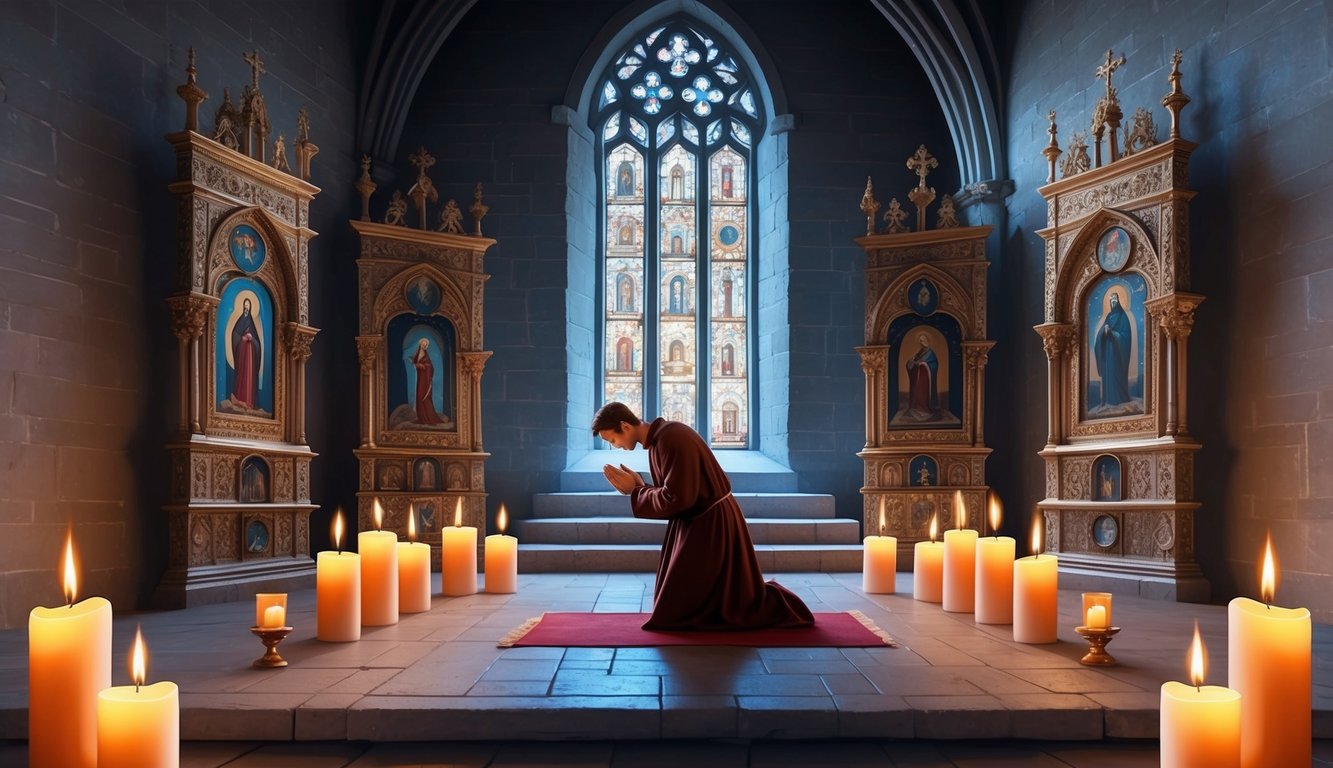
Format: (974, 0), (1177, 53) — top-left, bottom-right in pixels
(517, 543), (864, 572)
(533, 492), (836, 519)
(560, 450), (798, 492)
(518, 516), (862, 545)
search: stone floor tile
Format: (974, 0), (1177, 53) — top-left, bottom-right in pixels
(351, 741), (499, 767)
(909, 695), (1011, 739)
(860, 665), (987, 697)
(348, 696), (661, 741)
(762, 658), (862, 675)
(326, 668), (403, 695)
(820, 672), (879, 695)
(610, 740), (749, 767)
(664, 672), (828, 697)
(996, 693), (1103, 740)
(832, 693), (913, 738)
(737, 695), (838, 739)
(1006, 667), (1147, 694)
(467, 679), (553, 696)
(480, 658), (562, 682)
(552, 670), (661, 696)
(177, 741), (267, 768)
(294, 693), (360, 741)
(941, 741), (1071, 767)
(661, 695), (738, 739)
(371, 661), (490, 696)
(564, 647), (615, 661)
(1084, 692), (1158, 738)
(897, 637), (987, 667)
(502, 646), (567, 660)
(180, 692), (311, 740)
(750, 740), (893, 766)
(1040, 741), (1161, 768)
(238, 666), (360, 694)
(211, 741), (367, 767)
(560, 658), (613, 672)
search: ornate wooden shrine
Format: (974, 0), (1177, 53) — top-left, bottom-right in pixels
(855, 147), (995, 568)
(351, 152), (495, 567)
(1033, 50), (1206, 600)
(158, 50), (322, 607)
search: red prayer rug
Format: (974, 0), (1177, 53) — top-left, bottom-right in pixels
(497, 611), (896, 648)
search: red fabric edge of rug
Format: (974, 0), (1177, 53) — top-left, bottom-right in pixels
(499, 611), (895, 648)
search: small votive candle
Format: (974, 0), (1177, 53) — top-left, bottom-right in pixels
(1082, 592), (1112, 629)
(255, 593), (287, 628)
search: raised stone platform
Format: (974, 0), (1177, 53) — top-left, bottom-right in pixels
(0, 573), (1328, 744)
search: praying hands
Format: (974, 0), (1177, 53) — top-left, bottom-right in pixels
(602, 463), (645, 494)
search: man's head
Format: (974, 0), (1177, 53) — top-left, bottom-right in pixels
(418, 338), (429, 350)
(243, 297), (252, 313)
(1110, 292), (1121, 308)
(918, 333), (929, 347)
(592, 401), (642, 449)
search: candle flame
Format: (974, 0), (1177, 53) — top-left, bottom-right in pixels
(407, 503), (417, 543)
(130, 625), (147, 689)
(1260, 532), (1277, 604)
(953, 490), (965, 530)
(498, 504), (508, 535)
(928, 513), (938, 543)
(877, 496), (886, 535)
(332, 510), (344, 552)
(62, 529), (78, 605)
(1187, 621), (1207, 688)
(988, 493), (1002, 536)
(1030, 515), (1043, 558)
(373, 498), (384, 531)
(454, 497), (463, 528)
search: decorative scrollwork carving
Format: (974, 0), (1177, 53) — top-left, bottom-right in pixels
(167, 294), (210, 341)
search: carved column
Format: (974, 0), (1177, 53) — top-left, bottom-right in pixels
(1035, 323), (1074, 447)
(284, 324), (317, 445)
(856, 347), (885, 449)
(964, 341), (994, 447)
(1150, 293), (1203, 438)
(355, 336), (380, 448)
(460, 351), (492, 452)
(167, 294), (211, 435)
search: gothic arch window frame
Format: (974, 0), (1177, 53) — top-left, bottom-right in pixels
(593, 16), (763, 449)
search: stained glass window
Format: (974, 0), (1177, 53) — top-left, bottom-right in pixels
(595, 17), (760, 448)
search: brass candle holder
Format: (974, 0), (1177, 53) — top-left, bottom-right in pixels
(1074, 625), (1121, 666)
(249, 626), (293, 668)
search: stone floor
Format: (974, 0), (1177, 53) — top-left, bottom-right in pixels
(0, 572), (1329, 764)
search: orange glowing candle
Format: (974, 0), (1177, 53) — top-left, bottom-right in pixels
(255, 593), (287, 629)
(943, 490), (977, 613)
(397, 504), (432, 613)
(1013, 516), (1057, 643)
(862, 497), (897, 594)
(1227, 534), (1311, 768)
(1160, 622), (1241, 768)
(913, 514), (944, 602)
(359, 498), (399, 626)
(316, 510), (361, 641)
(97, 626), (180, 768)
(28, 530), (112, 768)
(975, 493), (1015, 625)
(485, 504), (518, 594)
(441, 498), (478, 596)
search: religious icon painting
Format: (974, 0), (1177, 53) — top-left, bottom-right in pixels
(908, 454), (938, 487)
(713, 221), (742, 252)
(228, 223), (266, 273)
(1092, 454), (1122, 501)
(1092, 514), (1119, 548)
(886, 315), (963, 430)
(239, 455), (270, 502)
(414, 500), (437, 532)
(376, 461), (405, 491)
(1097, 226), (1131, 272)
(413, 457), (442, 492)
(215, 277), (276, 418)
(405, 275), (442, 315)
(907, 277), (939, 316)
(386, 314), (457, 432)
(1084, 273), (1148, 420)
(244, 518), (270, 554)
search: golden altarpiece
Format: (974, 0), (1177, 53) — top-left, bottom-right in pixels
(1033, 50), (1206, 600)
(351, 151), (495, 566)
(158, 51), (324, 607)
(855, 147), (995, 568)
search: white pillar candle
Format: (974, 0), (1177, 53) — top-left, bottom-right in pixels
(398, 505), (432, 613)
(1227, 537), (1310, 768)
(942, 490), (977, 612)
(862, 498), (896, 594)
(913, 514), (944, 602)
(97, 627), (179, 768)
(1161, 623), (1241, 768)
(442, 497), (478, 596)
(485, 504), (518, 594)
(317, 511), (361, 642)
(975, 536), (1015, 624)
(360, 498), (399, 626)
(29, 532), (111, 768)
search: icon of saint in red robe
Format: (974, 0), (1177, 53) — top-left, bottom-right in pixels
(231, 298), (262, 409)
(412, 338), (445, 425)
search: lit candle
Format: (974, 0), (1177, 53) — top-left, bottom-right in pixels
(359, 498), (399, 626)
(441, 497), (478, 596)
(255, 593), (287, 629)
(316, 511), (361, 642)
(975, 493), (1015, 624)
(1227, 534), (1311, 768)
(862, 497), (897, 594)
(913, 514), (944, 603)
(1160, 622), (1241, 768)
(942, 490), (977, 613)
(28, 529), (112, 768)
(1082, 592), (1112, 629)
(1013, 516), (1058, 643)
(397, 504), (432, 613)
(96, 626), (179, 768)
(485, 504), (518, 594)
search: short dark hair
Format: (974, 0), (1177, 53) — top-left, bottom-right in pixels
(591, 401), (640, 434)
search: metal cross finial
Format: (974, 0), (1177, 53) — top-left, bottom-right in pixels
(906, 145), (938, 189)
(243, 50), (266, 89)
(1095, 49), (1125, 101)
(409, 146), (436, 174)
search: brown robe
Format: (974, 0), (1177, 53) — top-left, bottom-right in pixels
(629, 418), (814, 631)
